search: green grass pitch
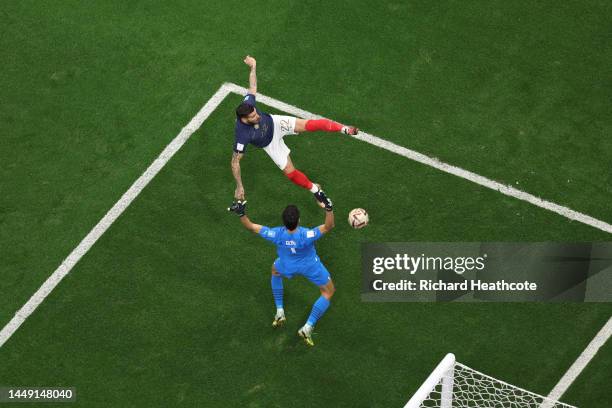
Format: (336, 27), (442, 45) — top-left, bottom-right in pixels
(1, 1), (611, 407)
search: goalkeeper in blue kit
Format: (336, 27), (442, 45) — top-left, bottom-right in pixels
(228, 198), (335, 347)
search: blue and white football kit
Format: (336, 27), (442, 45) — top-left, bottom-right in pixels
(258, 225), (331, 286)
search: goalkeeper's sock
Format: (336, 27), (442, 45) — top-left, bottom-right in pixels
(285, 169), (317, 192)
(306, 296), (330, 327)
(271, 275), (284, 309)
(305, 119), (344, 133)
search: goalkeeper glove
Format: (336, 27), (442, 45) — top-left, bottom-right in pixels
(227, 200), (247, 217)
(324, 197), (333, 212)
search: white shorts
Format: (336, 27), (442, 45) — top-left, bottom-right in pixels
(263, 115), (297, 170)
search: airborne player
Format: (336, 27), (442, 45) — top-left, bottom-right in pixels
(230, 56), (358, 208)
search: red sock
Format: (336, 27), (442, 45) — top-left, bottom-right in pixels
(305, 119), (343, 132)
(285, 169), (313, 190)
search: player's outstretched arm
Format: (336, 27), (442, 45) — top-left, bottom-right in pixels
(227, 199), (262, 233)
(231, 151), (245, 200)
(240, 215), (263, 234)
(318, 207), (335, 234)
(244, 55), (257, 94)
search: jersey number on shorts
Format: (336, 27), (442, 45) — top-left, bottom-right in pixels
(280, 119), (292, 132)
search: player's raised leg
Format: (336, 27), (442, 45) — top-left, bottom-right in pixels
(298, 277), (335, 347)
(271, 264), (286, 328)
(294, 118), (358, 135)
(283, 156), (317, 193)
(283, 156), (332, 208)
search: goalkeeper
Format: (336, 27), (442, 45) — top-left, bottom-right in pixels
(228, 198), (335, 347)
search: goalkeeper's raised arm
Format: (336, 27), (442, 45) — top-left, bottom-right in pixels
(318, 200), (335, 235)
(227, 199), (262, 233)
(240, 212), (262, 234)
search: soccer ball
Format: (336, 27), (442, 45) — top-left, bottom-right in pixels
(348, 208), (369, 229)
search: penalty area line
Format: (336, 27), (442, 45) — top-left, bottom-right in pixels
(223, 82), (612, 234)
(2, 81), (611, 352)
(0, 84), (231, 349)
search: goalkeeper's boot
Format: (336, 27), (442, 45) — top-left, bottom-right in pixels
(272, 310), (286, 328)
(341, 126), (359, 136)
(298, 324), (314, 347)
(313, 185), (332, 210)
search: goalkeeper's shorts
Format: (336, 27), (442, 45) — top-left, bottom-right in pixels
(274, 258), (331, 287)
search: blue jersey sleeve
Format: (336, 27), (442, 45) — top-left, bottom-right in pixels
(243, 93), (256, 107)
(303, 227), (323, 244)
(259, 226), (279, 243)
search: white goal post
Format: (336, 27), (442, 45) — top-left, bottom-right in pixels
(404, 353), (576, 408)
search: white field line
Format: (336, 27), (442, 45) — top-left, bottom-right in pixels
(545, 316), (612, 405)
(224, 82), (612, 235)
(0, 84), (231, 349)
(229, 81), (612, 403)
(1, 80), (610, 363)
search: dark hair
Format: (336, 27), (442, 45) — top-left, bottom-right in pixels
(282, 205), (300, 230)
(236, 103), (255, 118)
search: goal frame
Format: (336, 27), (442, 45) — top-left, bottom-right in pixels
(404, 353), (577, 408)
(404, 353), (456, 408)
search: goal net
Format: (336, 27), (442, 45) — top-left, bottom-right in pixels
(404, 354), (576, 408)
